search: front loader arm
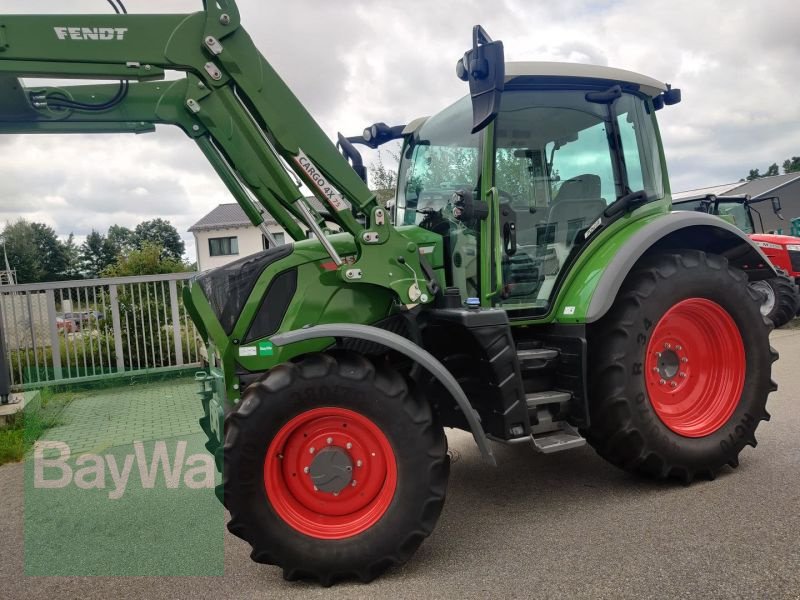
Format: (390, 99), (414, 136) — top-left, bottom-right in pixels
(0, 1), (434, 306)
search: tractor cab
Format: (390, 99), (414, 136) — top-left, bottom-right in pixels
(395, 62), (676, 314)
(673, 193), (783, 235)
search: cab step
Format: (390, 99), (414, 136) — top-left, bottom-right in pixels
(531, 421), (586, 454)
(517, 347), (559, 372)
(525, 390), (571, 409)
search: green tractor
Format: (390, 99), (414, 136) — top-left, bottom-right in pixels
(0, 1), (778, 585)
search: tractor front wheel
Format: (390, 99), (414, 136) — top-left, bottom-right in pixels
(749, 272), (799, 328)
(222, 351), (449, 585)
(586, 251), (776, 482)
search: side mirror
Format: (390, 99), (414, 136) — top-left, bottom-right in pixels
(771, 196), (784, 219)
(663, 85), (682, 106)
(456, 26), (504, 134)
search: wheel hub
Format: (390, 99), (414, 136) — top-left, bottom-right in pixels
(655, 348), (681, 381)
(308, 446), (353, 493)
(750, 280), (775, 317)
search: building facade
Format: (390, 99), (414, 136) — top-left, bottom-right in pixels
(189, 204), (288, 272)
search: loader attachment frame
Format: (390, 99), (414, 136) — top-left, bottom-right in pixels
(0, 1), (433, 306)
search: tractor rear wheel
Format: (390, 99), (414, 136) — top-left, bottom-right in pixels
(749, 272), (799, 328)
(222, 351), (449, 585)
(585, 251), (777, 483)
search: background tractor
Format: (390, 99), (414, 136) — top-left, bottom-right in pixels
(0, 0), (779, 585)
(673, 194), (800, 327)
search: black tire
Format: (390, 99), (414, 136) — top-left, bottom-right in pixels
(223, 351), (449, 586)
(749, 273), (800, 328)
(585, 251), (777, 483)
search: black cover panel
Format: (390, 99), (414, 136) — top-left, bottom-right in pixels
(196, 244), (293, 335)
(244, 269), (298, 342)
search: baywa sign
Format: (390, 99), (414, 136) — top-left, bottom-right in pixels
(34, 440), (216, 500)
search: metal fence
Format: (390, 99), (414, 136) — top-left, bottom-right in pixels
(0, 272), (202, 390)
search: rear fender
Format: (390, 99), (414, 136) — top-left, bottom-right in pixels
(585, 211), (776, 323)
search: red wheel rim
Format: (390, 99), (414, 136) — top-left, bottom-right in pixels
(264, 407), (397, 539)
(645, 298), (745, 437)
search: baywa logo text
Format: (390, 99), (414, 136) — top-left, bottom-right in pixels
(34, 440), (215, 500)
(54, 27), (128, 41)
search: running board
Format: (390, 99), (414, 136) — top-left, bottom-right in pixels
(531, 422), (586, 454)
(526, 390), (571, 409)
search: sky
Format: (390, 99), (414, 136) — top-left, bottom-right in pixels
(1, 0), (799, 261)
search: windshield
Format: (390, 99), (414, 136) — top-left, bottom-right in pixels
(396, 96), (483, 298)
(493, 89), (665, 311)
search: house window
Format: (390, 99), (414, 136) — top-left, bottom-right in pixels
(262, 232), (286, 249)
(209, 236), (239, 256)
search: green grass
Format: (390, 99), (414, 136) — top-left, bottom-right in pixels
(0, 390), (76, 466)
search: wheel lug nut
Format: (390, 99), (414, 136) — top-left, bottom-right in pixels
(676, 345), (682, 351)
(277, 454), (283, 460)
(326, 437), (333, 445)
(652, 367), (659, 373)
(309, 447), (315, 454)
(681, 357), (688, 364)
(664, 343), (671, 349)
(351, 480), (357, 487)
(656, 352), (662, 358)
(313, 485), (318, 491)
(346, 442), (353, 450)
(679, 372), (687, 379)
(356, 459), (363, 468)
(659, 379), (666, 385)
(333, 491), (339, 497)
(670, 381), (677, 388)
(303, 466), (309, 474)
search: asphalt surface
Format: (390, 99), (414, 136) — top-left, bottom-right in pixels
(2, 329), (800, 599)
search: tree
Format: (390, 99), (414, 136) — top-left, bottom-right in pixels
(765, 163), (780, 177)
(102, 242), (189, 277)
(0, 219), (71, 283)
(783, 157), (800, 174)
(132, 219), (185, 261)
(62, 233), (81, 280)
(79, 229), (116, 278)
(746, 168), (761, 181)
(106, 224), (135, 258)
(369, 150), (399, 206)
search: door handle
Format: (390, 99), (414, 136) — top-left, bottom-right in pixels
(504, 221), (517, 256)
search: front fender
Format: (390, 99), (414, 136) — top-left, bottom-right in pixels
(271, 323), (497, 466)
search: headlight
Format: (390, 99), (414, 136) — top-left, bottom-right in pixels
(786, 244), (800, 252)
(755, 241), (782, 250)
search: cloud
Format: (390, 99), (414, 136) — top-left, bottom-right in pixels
(0, 0), (799, 262)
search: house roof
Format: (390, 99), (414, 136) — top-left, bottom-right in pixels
(673, 173), (800, 202)
(730, 173), (800, 198)
(672, 183), (742, 201)
(189, 196), (329, 232)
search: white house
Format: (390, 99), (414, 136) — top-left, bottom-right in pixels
(189, 198), (338, 271)
(189, 203), (289, 272)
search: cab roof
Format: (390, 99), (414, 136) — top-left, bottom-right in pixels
(505, 61), (668, 98)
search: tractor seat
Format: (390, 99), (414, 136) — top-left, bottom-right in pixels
(547, 174), (606, 246)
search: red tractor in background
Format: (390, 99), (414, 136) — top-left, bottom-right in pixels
(674, 194), (800, 327)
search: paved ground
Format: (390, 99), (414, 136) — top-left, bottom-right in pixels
(1, 330), (800, 598)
